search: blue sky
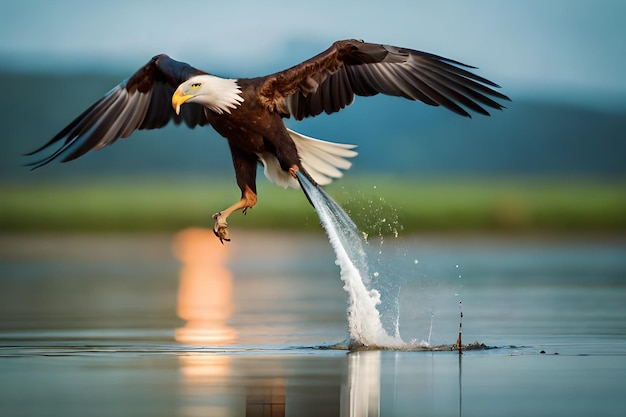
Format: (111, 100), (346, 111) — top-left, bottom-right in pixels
(1, 0), (625, 99)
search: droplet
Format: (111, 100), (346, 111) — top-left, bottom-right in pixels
(414, 259), (419, 264)
(373, 271), (379, 277)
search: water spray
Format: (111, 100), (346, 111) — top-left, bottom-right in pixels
(427, 312), (434, 346)
(296, 171), (403, 348)
(297, 171), (484, 352)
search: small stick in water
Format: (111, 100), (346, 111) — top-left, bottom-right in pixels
(455, 301), (463, 354)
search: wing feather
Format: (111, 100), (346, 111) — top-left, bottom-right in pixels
(260, 39), (509, 121)
(26, 55), (208, 168)
(416, 69), (491, 116)
(418, 63), (509, 110)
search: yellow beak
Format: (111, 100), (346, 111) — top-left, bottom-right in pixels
(172, 88), (193, 115)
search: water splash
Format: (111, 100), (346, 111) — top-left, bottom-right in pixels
(297, 172), (403, 348)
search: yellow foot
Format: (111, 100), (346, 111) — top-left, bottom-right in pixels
(212, 212), (230, 244)
(289, 165), (299, 179)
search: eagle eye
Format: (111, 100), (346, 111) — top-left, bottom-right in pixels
(191, 83), (201, 88)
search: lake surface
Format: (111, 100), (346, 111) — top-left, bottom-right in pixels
(1, 230), (625, 416)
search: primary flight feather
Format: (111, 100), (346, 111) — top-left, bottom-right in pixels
(27, 39), (510, 242)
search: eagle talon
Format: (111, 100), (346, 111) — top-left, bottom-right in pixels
(212, 212), (231, 243)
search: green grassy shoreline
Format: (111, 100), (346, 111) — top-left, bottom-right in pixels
(1, 177), (625, 234)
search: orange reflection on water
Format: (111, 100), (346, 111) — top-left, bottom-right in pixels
(173, 227), (237, 345)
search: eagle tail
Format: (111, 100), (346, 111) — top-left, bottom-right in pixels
(289, 129), (358, 187)
(258, 129), (357, 189)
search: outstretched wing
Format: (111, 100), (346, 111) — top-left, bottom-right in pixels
(26, 55), (209, 168)
(259, 39), (510, 120)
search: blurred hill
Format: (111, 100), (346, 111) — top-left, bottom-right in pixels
(1, 70), (625, 183)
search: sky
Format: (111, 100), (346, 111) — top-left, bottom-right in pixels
(1, 0), (625, 101)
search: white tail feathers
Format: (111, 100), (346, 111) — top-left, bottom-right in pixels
(258, 129), (358, 189)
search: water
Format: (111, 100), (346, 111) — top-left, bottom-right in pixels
(1, 230), (625, 416)
(296, 171), (404, 349)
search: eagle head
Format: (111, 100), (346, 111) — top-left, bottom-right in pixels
(172, 74), (244, 115)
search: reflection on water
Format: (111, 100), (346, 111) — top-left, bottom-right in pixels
(342, 351), (465, 417)
(176, 353), (287, 417)
(246, 381), (286, 417)
(173, 229), (239, 415)
(173, 228), (287, 417)
(343, 351), (381, 417)
(173, 228), (237, 345)
(458, 354), (463, 417)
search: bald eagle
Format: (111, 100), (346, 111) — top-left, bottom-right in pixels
(27, 39), (509, 242)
